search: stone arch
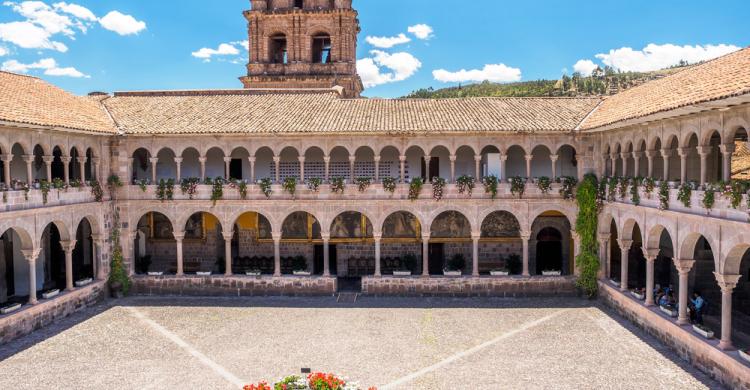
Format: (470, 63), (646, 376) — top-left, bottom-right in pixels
(722, 244), (749, 275)
(134, 211), (175, 274)
(530, 210), (572, 275)
(0, 227), (33, 251)
(620, 218), (642, 242)
(678, 231), (718, 262)
(131, 147), (151, 182)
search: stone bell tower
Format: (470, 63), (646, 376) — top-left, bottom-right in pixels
(240, 0), (363, 98)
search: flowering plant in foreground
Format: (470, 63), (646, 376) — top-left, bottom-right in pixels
(245, 373), (375, 390)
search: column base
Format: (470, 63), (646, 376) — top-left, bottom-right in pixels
(644, 301), (655, 307)
(225, 272), (233, 277)
(677, 317), (690, 325)
(718, 340), (735, 351)
(420, 274), (430, 279)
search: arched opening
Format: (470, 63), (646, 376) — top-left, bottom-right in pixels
(664, 136), (680, 181)
(40, 223), (65, 292)
(331, 211), (374, 277)
(131, 148), (151, 182)
(32, 145), (46, 182)
(1, 229), (26, 305)
(181, 147), (201, 180)
(404, 145), (426, 182)
(205, 147), (225, 180)
(626, 223), (646, 291)
(530, 211), (572, 275)
(480, 211), (522, 275)
(381, 211), (421, 275)
(379, 146), (401, 182)
(479, 145), (500, 181)
(556, 145), (577, 179)
(183, 212), (224, 274)
(685, 236), (720, 332)
(353, 146), (376, 180)
(624, 143), (634, 177)
(155, 148), (177, 181)
(613, 144), (622, 177)
(608, 219), (620, 281)
(706, 131), (722, 183)
(84, 148), (95, 181)
(134, 212), (174, 274)
(328, 146), (350, 182)
(652, 227), (677, 306)
(429, 146), (450, 181)
(505, 145), (526, 178)
(72, 218), (94, 282)
(730, 128), (749, 180)
(530, 145), (552, 179)
(229, 147), (250, 181)
(294, 0), (304, 9)
(231, 212), (274, 275)
(684, 134), (700, 183)
(429, 211), (471, 275)
(254, 147), (275, 182)
(51, 146), (64, 181)
(303, 147), (326, 183)
(635, 140), (647, 177)
(10, 143), (26, 183)
(280, 211), (321, 275)
(269, 33), (288, 64)
(651, 138), (664, 180)
(454, 145), (475, 180)
(278, 147), (301, 182)
(69, 147), (81, 182)
(311, 33), (331, 64)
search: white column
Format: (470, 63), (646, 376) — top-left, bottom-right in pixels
(324, 156), (331, 182)
(62, 156), (72, 184)
(475, 155), (482, 180)
(645, 150), (656, 178)
(524, 154), (532, 179)
(500, 154), (507, 181)
(322, 233), (330, 277)
(644, 252), (656, 306)
(633, 151), (643, 177)
(61, 240), (77, 291)
(423, 155), (431, 181)
(77, 156), (86, 181)
(22, 249), (41, 305)
(92, 235), (106, 280)
(198, 157), (207, 181)
(374, 234), (382, 277)
(618, 239), (632, 291)
(349, 155), (356, 182)
(223, 231), (233, 276)
(696, 146), (710, 185)
(661, 149), (672, 181)
(522, 232), (531, 276)
(174, 233), (184, 276)
(571, 230), (581, 276)
(273, 156), (281, 183)
(610, 154), (617, 176)
(678, 148), (688, 184)
(273, 234), (281, 276)
(149, 157), (158, 183)
(714, 273), (741, 350)
(598, 234), (609, 279)
(674, 259), (695, 325)
(174, 157), (183, 181)
(449, 155), (456, 183)
(472, 234), (480, 277)
(399, 155), (406, 183)
(223, 156), (232, 179)
(91, 158), (100, 182)
(298, 156), (306, 183)
(248, 156), (256, 183)
(620, 153), (629, 177)
(720, 144), (735, 183)
(550, 154), (559, 179)
(421, 234), (430, 277)
(1, 154), (11, 186)
(23, 155), (34, 184)
(374, 156), (381, 182)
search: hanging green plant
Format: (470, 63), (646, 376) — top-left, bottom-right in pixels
(307, 178), (322, 193)
(330, 177), (346, 194)
(180, 178), (200, 199)
(596, 179), (607, 211)
(658, 181), (670, 210)
(559, 176), (578, 200)
(210, 177), (224, 205)
(618, 177), (628, 199)
(456, 175), (475, 197)
(40, 180), (51, 204)
(108, 211), (131, 296)
(701, 185), (715, 213)
(677, 182), (692, 208)
(90, 180), (104, 202)
(408, 177), (423, 201)
(136, 178), (148, 192)
(643, 177), (656, 198)
(724, 180), (747, 209)
(106, 175), (122, 199)
(575, 174), (600, 298)
(282, 177), (297, 198)
(607, 176), (618, 202)
(629, 177), (640, 206)
(510, 176), (525, 199)
(483, 175), (499, 199)
(537, 176), (552, 195)
(432, 177), (446, 201)
(156, 179), (175, 202)
(382, 177), (397, 194)
(259, 178), (273, 198)
(237, 181), (248, 200)
(355, 177), (372, 193)
(52, 177), (66, 191)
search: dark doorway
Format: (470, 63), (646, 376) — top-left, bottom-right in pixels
(421, 157), (440, 181)
(428, 243), (444, 275)
(1, 231), (16, 301)
(73, 220), (94, 281)
(45, 225), (65, 291)
(536, 227), (562, 274)
(337, 277), (361, 292)
(314, 244), (337, 275)
(229, 159), (243, 180)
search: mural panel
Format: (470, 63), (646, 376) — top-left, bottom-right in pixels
(481, 211), (521, 238)
(431, 211), (471, 239)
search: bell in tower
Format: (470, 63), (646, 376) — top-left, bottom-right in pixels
(240, 0), (363, 98)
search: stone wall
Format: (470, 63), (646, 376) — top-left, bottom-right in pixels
(132, 275), (336, 296)
(0, 281), (105, 345)
(362, 276), (577, 297)
(598, 281), (750, 389)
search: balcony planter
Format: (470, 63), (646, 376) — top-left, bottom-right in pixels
(245, 271), (262, 276)
(196, 271), (212, 276)
(75, 278), (93, 287)
(42, 289), (60, 299)
(609, 279), (620, 286)
(542, 270), (561, 276)
(147, 272), (163, 276)
(630, 291), (645, 300)
(392, 270), (411, 276)
(739, 349), (750, 364)
(443, 270), (462, 276)
(660, 305), (678, 317)
(692, 324), (714, 339)
(1, 303), (21, 314)
(490, 270), (509, 276)
(293, 271), (311, 276)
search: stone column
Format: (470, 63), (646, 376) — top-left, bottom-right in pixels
(22, 155), (34, 184)
(1, 154), (11, 186)
(324, 156), (331, 182)
(660, 149), (672, 181)
(198, 157), (207, 181)
(42, 156), (53, 181)
(674, 259), (695, 325)
(610, 154), (617, 176)
(620, 153), (629, 177)
(127, 157), (134, 183)
(62, 156), (72, 184)
(697, 146), (710, 185)
(322, 233), (331, 277)
(399, 155), (406, 183)
(645, 150), (656, 178)
(120, 229), (135, 276)
(298, 156), (306, 183)
(223, 157), (232, 179)
(273, 156), (281, 183)
(714, 273), (741, 350)
(421, 234), (430, 277)
(61, 240), (77, 291)
(677, 148), (688, 184)
(598, 234), (609, 278)
(92, 235), (106, 280)
(22, 249), (41, 305)
(720, 144), (735, 183)
(222, 231), (233, 276)
(423, 155), (431, 181)
(77, 156), (86, 181)
(571, 230), (581, 276)
(475, 155), (482, 180)
(149, 157), (158, 183)
(550, 154), (559, 179)
(348, 155), (356, 182)
(273, 234), (281, 276)
(174, 157), (183, 181)
(174, 232), (184, 276)
(248, 156), (256, 183)
(374, 156), (381, 182)
(618, 239), (632, 291)
(524, 154), (532, 179)
(374, 233), (382, 277)
(91, 158), (100, 182)
(472, 233), (480, 277)
(633, 151), (643, 177)
(521, 232), (531, 276)
(500, 154), (507, 181)
(643, 250), (657, 306)
(449, 155), (456, 183)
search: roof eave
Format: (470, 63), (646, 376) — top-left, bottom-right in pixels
(0, 119), (114, 136)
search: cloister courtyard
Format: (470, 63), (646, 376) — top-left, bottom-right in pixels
(0, 296), (720, 389)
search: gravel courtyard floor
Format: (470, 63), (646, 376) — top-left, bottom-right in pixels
(0, 296), (721, 389)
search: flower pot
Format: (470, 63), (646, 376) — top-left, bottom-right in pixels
(692, 325), (714, 339)
(42, 289), (60, 299)
(109, 282), (123, 298)
(609, 279), (620, 286)
(147, 272), (163, 276)
(293, 271), (311, 276)
(660, 305), (678, 317)
(1, 303), (21, 314)
(392, 270), (411, 276)
(490, 271), (509, 276)
(75, 278), (93, 287)
(196, 271), (212, 276)
(245, 271), (262, 276)
(739, 349), (750, 364)
(443, 270), (462, 276)
(630, 291), (645, 300)
(542, 271), (561, 276)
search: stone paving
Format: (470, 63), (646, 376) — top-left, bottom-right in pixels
(0, 296), (722, 390)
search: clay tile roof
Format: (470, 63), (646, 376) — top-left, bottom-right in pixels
(102, 90), (601, 135)
(0, 71), (116, 134)
(582, 47), (750, 130)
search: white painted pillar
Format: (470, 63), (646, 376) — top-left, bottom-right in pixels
(645, 150), (656, 178)
(678, 148), (688, 184)
(715, 273), (741, 350)
(661, 149), (672, 181)
(633, 151), (643, 177)
(421, 234), (430, 277)
(324, 156), (331, 182)
(174, 233), (184, 276)
(174, 157), (183, 181)
(475, 155), (482, 180)
(644, 253), (656, 306)
(620, 153), (629, 177)
(720, 144), (735, 183)
(423, 155), (431, 181)
(449, 155), (456, 183)
(472, 234), (480, 277)
(23, 249), (41, 305)
(23, 155), (34, 184)
(374, 234), (382, 277)
(61, 240), (77, 291)
(273, 156), (281, 183)
(273, 234), (281, 276)
(618, 239), (632, 291)
(524, 154), (532, 179)
(62, 156), (72, 184)
(298, 156), (306, 183)
(610, 154), (617, 176)
(248, 156), (256, 183)
(374, 156), (381, 182)
(674, 259), (695, 325)
(550, 154), (559, 179)
(93, 235), (106, 280)
(399, 155), (406, 183)
(598, 235), (609, 278)
(91, 158), (100, 182)
(499, 154), (507, 181)
(198, 157), (207, 181)
(322, 233), (330, 277)
(223, 231), (233, 276)
(522, 232), (531, 276)
(1, 154), (11, 186)
(223, 157), (232, 179)
(697, 146), (710, 185)
(149, 157), (158, 183)
(349, 155), (356, 182)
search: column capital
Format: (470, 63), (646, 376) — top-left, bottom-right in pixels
(198, 156), (207, 164)
(173, 157), (183, 164)
(91, 157), (101, 165)
(421, 232), (431, 241)
(399, 155), (407, 162)
(677, 147), (690, 157)
(173, 232), (185, 241)
(77, 156), (87, 165)
(223, 156), (233, 163)
(632, 151), (644, 159)
(221, 231), (235, 241)
(642, 247), (659, 259)
(60, 240), (77, 253)
(597, 233), (610, 242)
(373, 155), (381, 162)
(695, 145), (711, 156)
(672, 258), (695, 274)
(617, 239), (633, 251)
(271, 232), (282, 241)
(471, 232), (481, 241)
(248, 156), (256, 163)
(91, 234), (106, 244)
(323, 155), (331, 163)
(148, 157), (159, 164)
(660, 149), (673, 158)
(520, 231), (532, 240)
(373, 232), (382, 241)
(720, 143), (736, 155)
(0, 153), (12, 162)
(524, 154), (533, 162)
(297, 156), (306, 163)
(713, 272), (741, 292)
(609, 153), (619, 160)
(42, 155), (55, 164)
(499, 154), (508, 162)
(449, 154), (457, 162)
(321, 232), (331, 241)
(423, 155), (432, 162)
(550, 154), (559, 162)
(620, 152), (630, 160)
(21, 248), (41, 261)
(645, 149), (658, 158)
(348, 155), (356, 163)
(61, 156), (73, 163)
(22, 154), (35, 163)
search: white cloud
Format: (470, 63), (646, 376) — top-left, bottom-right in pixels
(99, 10), (146, 35)
(594, 43), (741, 72)
(433, 63), (521, 83)
(408, 24), (433, 40)
(572, 59), (598, 76)
(53, 2), (96, 21)
(0, 47), (8, 56)
(192, 43), (240, 59)
(365, 33), (410, 49)
(6, 1), (76, 36)
(1, 56), (88, 77)
(357, 50), (421, 88)
(0, 20), (67, 51)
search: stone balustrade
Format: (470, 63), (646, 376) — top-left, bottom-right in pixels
(0, 186), (101, 213)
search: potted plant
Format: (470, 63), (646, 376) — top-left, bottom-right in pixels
(245, 268), (262, 276)
(75, 277), (93, 287)
(42, 288), (60, 299)
(259, 178), (273, 198)
(443, 254), (465, 276)
(393, 254), (416, 276)
(330, 177), (346, 194)
(630, 288), (645, 300)
(490, 269), (509, 276)
(282, 177), (297, 198)
(542, 270), (561, 276)
(355, 177), (371, 192)
(0, 302), (21, 314)
(408, 177), (423, 200)
(456, 175), (475, 197)
(692, 323), (714, 339)
(537, 176), (552, 195)
(306, 177), (322, 193)
(196, 271), (212, 276)
(382, 176), (397, 194)
(659, 304), (678, 317)
(292, 256), (310, 276)
(739, 348), (750, 364)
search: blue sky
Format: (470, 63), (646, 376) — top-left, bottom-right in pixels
(0, 0), (747, 97)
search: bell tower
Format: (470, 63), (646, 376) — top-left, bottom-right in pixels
(241, 0), (363, 98)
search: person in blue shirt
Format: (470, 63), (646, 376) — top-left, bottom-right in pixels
(690, 291), (706, 325)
